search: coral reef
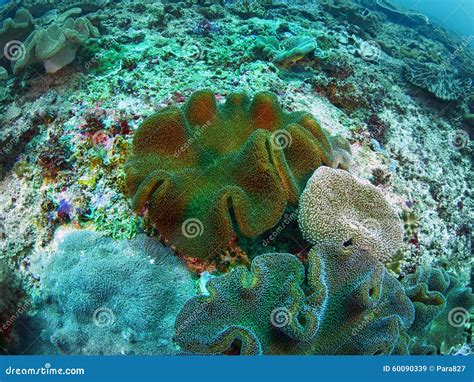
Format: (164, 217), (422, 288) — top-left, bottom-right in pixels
(254, 35), (318, 69)
(404, 61), (471, 101)
(0, 8), (35, 60)
(125, 90), (351, 260)
(319, 0), (381, 37)
(0, 259), (24, 355)
(375, 0), (429, 26)
(0, 0), (471, 359)
(299, 167), (404, 262)
(401, 266), (474, 355)
(18, 230), (196, 355)
(13, 12), (99, 74)
(174, 242), (415, 355)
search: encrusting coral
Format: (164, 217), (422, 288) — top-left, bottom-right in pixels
(19, 230), (195, 355)
(404, 61), (472, 101)
(174, 242), (415, 355)
(125, 90), (351, 260)
(298, 166), (404, 262)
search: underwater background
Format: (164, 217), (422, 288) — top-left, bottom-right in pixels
(0, 0), (472, 356)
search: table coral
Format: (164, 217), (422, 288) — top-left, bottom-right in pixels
(299, 166), (404, 262)
(404, 61), (471, 101)
(125, 90), (351, 260)
(174, 242), (415, 355)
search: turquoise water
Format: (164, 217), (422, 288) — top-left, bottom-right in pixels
(395, 0), (473, 42)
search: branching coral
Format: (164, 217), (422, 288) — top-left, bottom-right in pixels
(125, 90), (351, 260)
(404, 61), (471, 101)
(298, 167), (404, 262)
(174, 242), (415, 355)
(401, 209), (419, 241)
(12, 12), (99, 74)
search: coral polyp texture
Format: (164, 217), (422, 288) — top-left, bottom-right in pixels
(174, 243), (415, 355)
(404, 61), (471, 101)
(19, 230), (195, 355)
(125, 90), (351, 259)
(298, 167), (404, 262)
(401, 266), (474, 355)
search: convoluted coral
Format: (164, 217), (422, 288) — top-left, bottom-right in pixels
(20, 230), (195, 355)
(174, 242), (415, 355)
(401, 266), (474, 355)
(174, 252), (308, 355)
(404, 61), (471, 101)
(125, 90), (351, 259)
(12, 13), (99, 74)
(299, 167), (404, 262)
